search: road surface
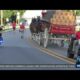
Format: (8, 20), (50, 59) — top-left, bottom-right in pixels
(0, 28), (77, 70)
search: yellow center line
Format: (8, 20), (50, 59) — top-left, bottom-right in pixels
(41, 47), (75, 62)
(28, 37), (75, 64)
(40, 48), (75, 64)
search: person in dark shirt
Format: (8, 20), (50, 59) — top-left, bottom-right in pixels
(37, 16), (40, 22)
(0, 26), (3, 44)
(75, 29), (80, 56)
(10, 13), (17, 23)
(0, 26), (3, 37)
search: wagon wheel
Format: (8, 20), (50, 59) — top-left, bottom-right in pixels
(32, 33), (35, 41)
(43, 28), (49, 48)
(61, 40), (64, 47)
(31, 33), (33, 40)
(35, 33), (38, 41)
(37, 33), (41, 45)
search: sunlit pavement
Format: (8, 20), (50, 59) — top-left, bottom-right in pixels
(0, 28), (78, 70)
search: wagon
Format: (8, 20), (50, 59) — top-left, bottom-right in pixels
(30, 10), (78, 59)
(37, 10), (76, 48)
(41, 23), (75, 48)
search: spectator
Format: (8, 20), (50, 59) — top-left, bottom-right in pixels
(37, 16), (40, 22)
(0, 26), (3, 44)
(0, 26), (3, 37)
(10, 13), (17, 23)
(75, 29), (80, 56)
(12, 21), (16, 31)
(19, 22), (25, 39)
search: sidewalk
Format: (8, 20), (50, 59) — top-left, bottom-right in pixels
(3, 25), (29, 31)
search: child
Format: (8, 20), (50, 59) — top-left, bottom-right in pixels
(19, 22), (25, 38)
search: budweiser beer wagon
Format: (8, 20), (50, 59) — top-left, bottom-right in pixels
(44, 10), (76, 47)
(30, 10), (78, 58)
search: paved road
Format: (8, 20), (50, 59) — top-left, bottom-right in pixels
(0, 29), (77, 70)
(48, 44), (68, 57)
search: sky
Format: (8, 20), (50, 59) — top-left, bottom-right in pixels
(22, 10), (43, 25)
(22, 10), (45, 19)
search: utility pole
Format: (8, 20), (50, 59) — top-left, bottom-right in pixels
(17, 11), (20, 25)
(1, 10), (3, 26)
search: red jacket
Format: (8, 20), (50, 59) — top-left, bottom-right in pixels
(12, 22), (16, 27)
(76, 31), (80, 39)
(20, 24), (25, 30)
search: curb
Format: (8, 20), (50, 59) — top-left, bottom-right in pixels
(2, 28), (12, 32)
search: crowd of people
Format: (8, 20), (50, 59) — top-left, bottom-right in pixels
(0, 16), (27, 45)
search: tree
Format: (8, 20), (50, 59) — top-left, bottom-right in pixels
(0, 10), (26, 19)
(76, 10), (80, 16)
(0, 10), (26, 25)
(65, 10), (80, 16)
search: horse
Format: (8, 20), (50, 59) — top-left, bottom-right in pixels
(30, 18), (42, 35)
(40, 20), (50, 31)
(30, 18), (50, 40)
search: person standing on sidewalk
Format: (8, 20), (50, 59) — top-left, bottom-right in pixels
(0, 26), (3, 45)
(12, 21), (16, 31)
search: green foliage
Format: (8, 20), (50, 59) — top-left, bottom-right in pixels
(2, 10), (80, 19)
(65, 10), (80, 16)
(0, 10), (26, 18)
(62, 10), (80, 16)
(76, 10), (80, 16)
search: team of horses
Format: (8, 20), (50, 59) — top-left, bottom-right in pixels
(29, 17), (50, 35)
